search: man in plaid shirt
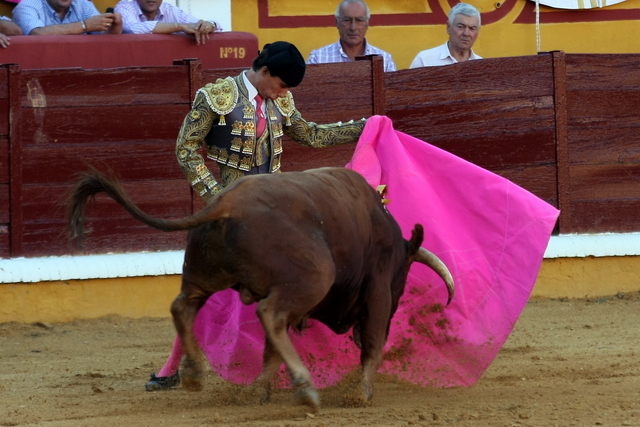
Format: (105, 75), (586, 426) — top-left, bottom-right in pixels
(307, 0), (396, 72)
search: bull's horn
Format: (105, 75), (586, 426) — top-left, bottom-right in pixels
(416, 247), (455, 305)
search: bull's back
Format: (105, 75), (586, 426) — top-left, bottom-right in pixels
(212, 168), (378, 219)
(205, 166), (405, 262)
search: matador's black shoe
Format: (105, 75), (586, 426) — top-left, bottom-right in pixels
(145, 372), (180, 391)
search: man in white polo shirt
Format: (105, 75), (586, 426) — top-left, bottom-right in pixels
(410, 2), (482, 68)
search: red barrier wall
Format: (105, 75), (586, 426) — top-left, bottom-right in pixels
(2, 53), (640, 259)
(0, 32), (258, 70)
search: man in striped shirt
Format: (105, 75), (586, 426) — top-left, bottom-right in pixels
(115, 0), (223, 45)
(13, 0), (122, 35)
(307, 0), (396, 72)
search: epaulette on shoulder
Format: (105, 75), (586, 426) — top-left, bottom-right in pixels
(195, 77), (238, 125)
(274, 91), (296, 125)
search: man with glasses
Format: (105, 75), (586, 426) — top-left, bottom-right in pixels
(307, 0), (396, 72)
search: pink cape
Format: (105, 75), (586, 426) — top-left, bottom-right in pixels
(188, 115), (559, 388)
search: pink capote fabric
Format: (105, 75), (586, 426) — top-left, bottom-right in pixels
(164, 115), (559, 388)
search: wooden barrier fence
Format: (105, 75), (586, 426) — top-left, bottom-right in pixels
(1, 52), (639, 259)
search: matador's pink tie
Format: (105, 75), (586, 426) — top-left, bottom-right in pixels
(255, 94), (266, 136)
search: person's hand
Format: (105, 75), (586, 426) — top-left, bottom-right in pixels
(110, 12), (122, 27)
(0, 33), (11, 48)
(193, 20), (216, 45)
(85, 13), (118, 33)
(107, 12), (123, 34)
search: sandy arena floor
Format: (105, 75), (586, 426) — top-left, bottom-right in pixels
(1, 292), (639, 427)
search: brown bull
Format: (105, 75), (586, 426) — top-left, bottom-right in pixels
(67, 167), (454, 412)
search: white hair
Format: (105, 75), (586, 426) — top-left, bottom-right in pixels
(335, 0), (371, 20)
(448, 2), (481, 28)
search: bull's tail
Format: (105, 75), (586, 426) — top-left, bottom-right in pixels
(67, 171), (208, 248)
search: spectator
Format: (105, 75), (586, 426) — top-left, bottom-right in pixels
(410, 2), (481, 68)
(13, 0), (122, 35)
(114, 0), (222, 45)
(0, 16), (22, 47)
(307, 0), (396, 72)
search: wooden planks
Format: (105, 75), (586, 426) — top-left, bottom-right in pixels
(0, 67), (10, 258)
(564, 54), (640, 233)
(3, 53), (640, 259)
(20, 180), (191, 257)
(9, 65), (196, 257)
(385, 54), (558, 208)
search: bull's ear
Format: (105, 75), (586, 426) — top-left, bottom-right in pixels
(407, 224), (424, 256)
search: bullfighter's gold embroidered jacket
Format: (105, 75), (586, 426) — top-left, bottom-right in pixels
(176, 73), (366, 202)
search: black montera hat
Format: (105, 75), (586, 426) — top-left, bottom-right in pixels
(262, 41), (306, 87)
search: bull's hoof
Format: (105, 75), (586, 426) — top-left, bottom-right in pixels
(258, 386), (271, 404)
(181, 375), (203, 392)
(180, 359), (203, 392)
(361, 381), (374, 401)
(180, 371), (203, 392)
(340, 381), (373, 408)
(340, 393), (371, 408)
(294, 384), (320, 413)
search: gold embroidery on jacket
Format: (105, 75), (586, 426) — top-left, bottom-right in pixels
(239, 157), (252, 171)
(244, 121), (256, 137)
(218, 148), (229, 163)
(242, 138), (254, 154)
(197, 77), (238, 126)
(273, 137), (283, 155)
(271, 155), (281, 172)
(221, 165), (246, 184)
(274, 92), (295, 125)
(273, 122), (283, 138)
(230, 137), (242, 152)
(207, 146), (219, 161)
(176, 90), (222, 201)
(243, 104), (254, 119)
(231, 120), (244, 135)
(227, 153), (240, 168)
